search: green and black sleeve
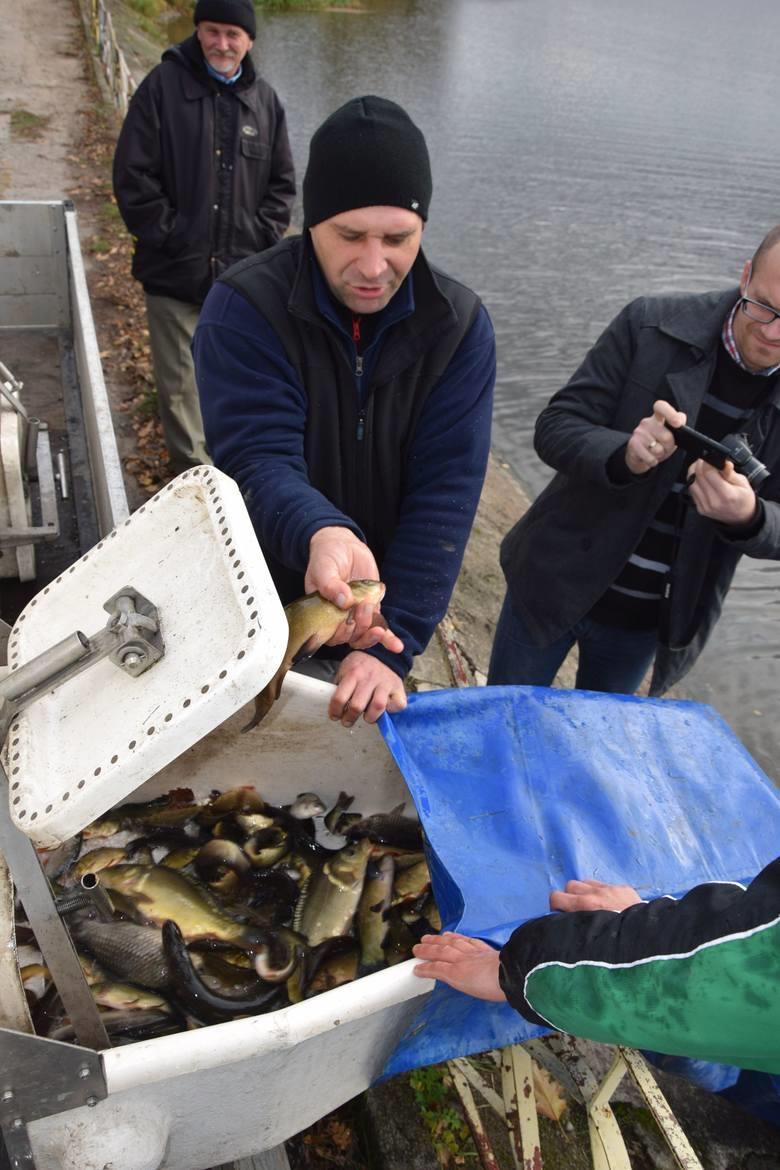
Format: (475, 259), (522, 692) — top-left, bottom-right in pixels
(498, 857), (780, 1074)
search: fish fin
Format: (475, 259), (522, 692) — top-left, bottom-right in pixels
(241, 668), (286, 733)
(289, 632), (327, 667)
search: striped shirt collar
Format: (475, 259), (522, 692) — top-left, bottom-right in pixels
(722, 299), (780, 376)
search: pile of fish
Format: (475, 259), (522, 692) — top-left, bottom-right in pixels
(20, 786), (439, 1044)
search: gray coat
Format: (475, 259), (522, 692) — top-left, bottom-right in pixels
(500, 288), (780, 694)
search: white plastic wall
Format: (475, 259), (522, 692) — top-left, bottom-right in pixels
(24, 673), (434, 1170)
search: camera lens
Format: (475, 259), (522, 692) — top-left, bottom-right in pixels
(720, 434), (770, 486)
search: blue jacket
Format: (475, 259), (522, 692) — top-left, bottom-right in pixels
(193, 236), (495, 677)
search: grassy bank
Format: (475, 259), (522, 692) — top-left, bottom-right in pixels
(125, 0), (357, 35)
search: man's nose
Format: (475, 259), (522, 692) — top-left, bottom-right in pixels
(357, 239), (388, 279)
(761, 315), (780, 339)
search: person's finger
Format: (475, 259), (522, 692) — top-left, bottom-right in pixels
(349, 624), (405, 653)
(362, 682), (393, 725)
(412, 960), (451, 981)
(653, 400), (687, 429)
(563, 878), (610, 894)
(413, 933), (488, 959)
(338, 676), (376, 727)
(550, 890), (600, 912)
(313, 575), (354, 611)
(384, 685), (408, 715)
(328, 673), (358, 722)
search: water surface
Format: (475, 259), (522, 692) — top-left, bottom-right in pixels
(213, 0), (779, 777)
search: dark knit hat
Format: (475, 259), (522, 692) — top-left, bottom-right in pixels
(303, 96), (432, 228)
(193, 0), (256, 39)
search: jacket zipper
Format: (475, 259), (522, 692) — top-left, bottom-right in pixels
(354, 314), (365, 438)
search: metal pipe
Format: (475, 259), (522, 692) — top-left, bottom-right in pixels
(0, 632), (89, 705)
(24, 417), (40, 480)
(56, 450), (69, 499)
(79, 872), (116, 922)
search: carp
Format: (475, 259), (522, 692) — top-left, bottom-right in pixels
(242, 580), (387, 731)
(357, 854), (395, 973)
(97, 864), (267, 948)
(298, 838), (373, 947)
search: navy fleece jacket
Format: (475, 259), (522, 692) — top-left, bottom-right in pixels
(193, 267), (495, 677)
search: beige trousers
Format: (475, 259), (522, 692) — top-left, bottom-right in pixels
(145, 292), (210, 473)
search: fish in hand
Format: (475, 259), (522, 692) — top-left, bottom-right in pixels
(242, 579), (388, 731)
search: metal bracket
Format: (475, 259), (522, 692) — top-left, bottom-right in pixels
(0, 765), (110, 1051)
(0, 425), (60, 547)
(0, 1028), (107, 1168)
(0, 588), (164, 742)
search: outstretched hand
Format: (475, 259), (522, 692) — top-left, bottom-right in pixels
(549, 878), (642, 913)
(412, 881), (642, 1000)
(412, 933), (506, 1001)
(306, 526), (404, 654)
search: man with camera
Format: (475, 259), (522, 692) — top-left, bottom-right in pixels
(489, 225), (780, 696)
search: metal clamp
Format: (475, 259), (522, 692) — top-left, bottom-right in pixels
(0, 588), (164, 743)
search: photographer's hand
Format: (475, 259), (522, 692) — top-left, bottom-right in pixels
(688, 459), (758, 526)
(625, 400), (686, 475)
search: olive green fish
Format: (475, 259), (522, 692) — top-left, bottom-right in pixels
(242, 580), (387, 731)
(298, 838), (372, 948)
(97, 864), (264, 947)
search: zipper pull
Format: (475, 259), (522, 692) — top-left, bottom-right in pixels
(355, 354), (364, 377)
(356, 411), (365, 441)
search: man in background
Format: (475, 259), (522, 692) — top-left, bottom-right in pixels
(113, 0), (295, 473)
(490, 227), (780, 696)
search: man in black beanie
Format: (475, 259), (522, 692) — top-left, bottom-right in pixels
(113, 0), (294, 474)
(194, 96), (496, 728)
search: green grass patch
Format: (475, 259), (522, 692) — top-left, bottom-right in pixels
(10, 109), (51, 142)
(134, 386), (160, 419)
(408, 1065), (475, 1166)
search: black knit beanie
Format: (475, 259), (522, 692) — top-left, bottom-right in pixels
(193, 0), (256, 39)
(303, 96), (432, 229)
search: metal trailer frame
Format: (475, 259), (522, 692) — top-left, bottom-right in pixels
(0, 197), (130, 1168)
(0, 199), (129, 539)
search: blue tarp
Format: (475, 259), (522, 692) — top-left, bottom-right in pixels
(378, 685), (780, 1079)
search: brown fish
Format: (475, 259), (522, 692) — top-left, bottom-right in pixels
(242, 580), (387, 731)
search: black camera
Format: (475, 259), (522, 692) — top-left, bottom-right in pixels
(667, 423), (770, 487)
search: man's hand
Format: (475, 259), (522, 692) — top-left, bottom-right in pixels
(687, 459), (758, 526)
(329, 651), (407, 726)
(549, 878), (642, 913)
(306, 526), (403, 654)
(412, 933), (507, 1001)
(625, 400), (686, 475)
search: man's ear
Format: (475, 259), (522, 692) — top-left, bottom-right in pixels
(740, 259), (752, 296)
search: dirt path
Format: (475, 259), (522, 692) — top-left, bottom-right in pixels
(0, 0), (87, 200)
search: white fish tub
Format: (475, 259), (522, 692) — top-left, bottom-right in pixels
(0, 468), (434, 1170)
(24, 684), (431, 1170)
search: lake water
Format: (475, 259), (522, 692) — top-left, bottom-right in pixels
(174, 0), (780, 779)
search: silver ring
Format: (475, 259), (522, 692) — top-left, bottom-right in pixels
(648, 438), (659, 452)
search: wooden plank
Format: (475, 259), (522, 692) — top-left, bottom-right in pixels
(619, 1048), (704, 1170)
(500, 1045), (542, 1170)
